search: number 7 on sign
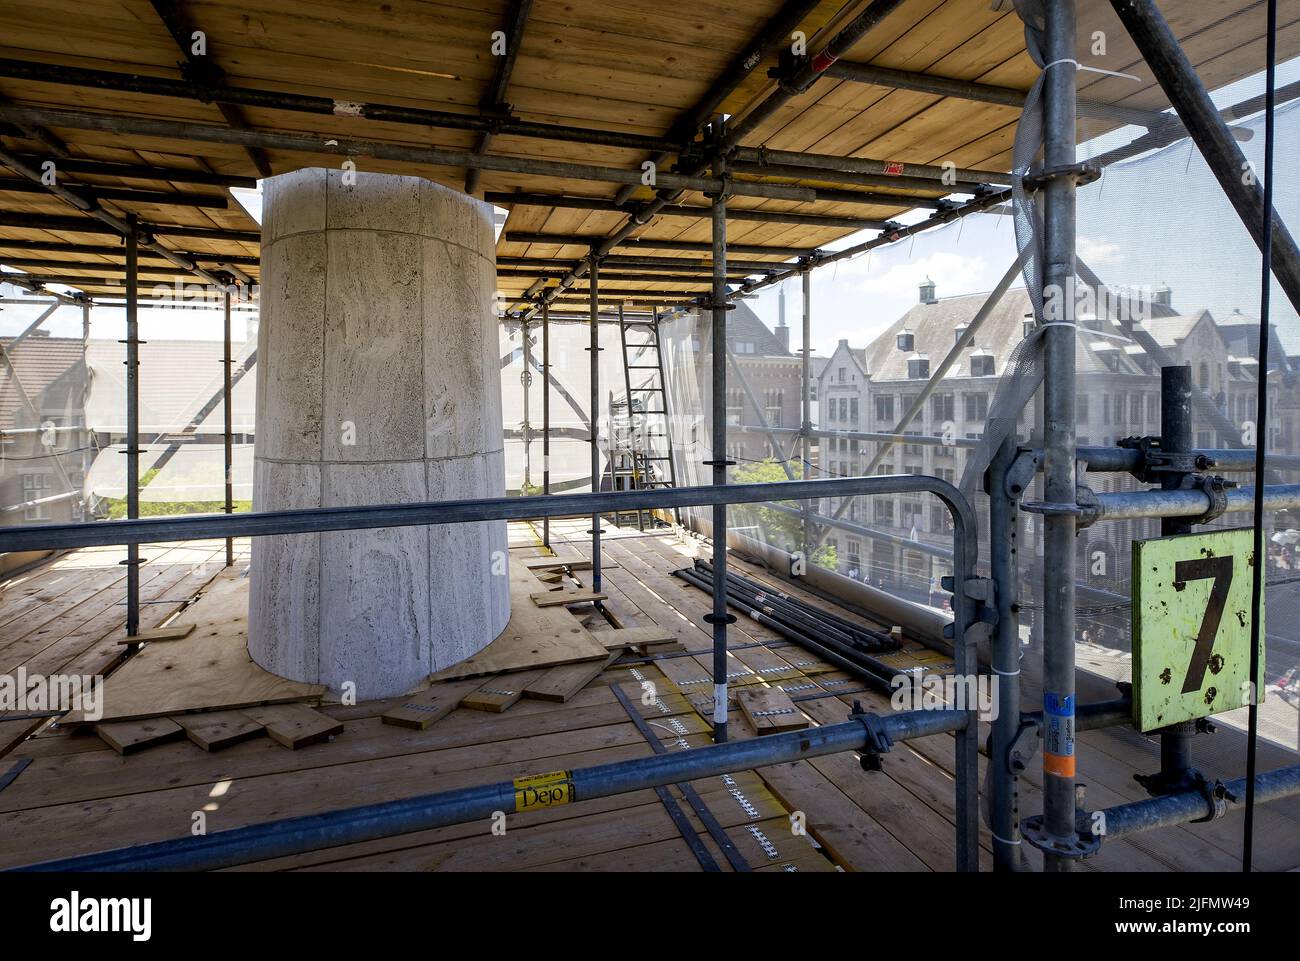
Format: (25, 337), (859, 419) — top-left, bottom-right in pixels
(1174, 555), (1233, 694)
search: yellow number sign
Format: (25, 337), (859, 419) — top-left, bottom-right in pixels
(1131, 528), (1264, 732)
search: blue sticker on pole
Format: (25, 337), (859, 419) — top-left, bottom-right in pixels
(1043, 692), (1075, 777)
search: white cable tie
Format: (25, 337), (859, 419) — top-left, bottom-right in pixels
(1039, 321), (1077, 330)
(991, 665), (1021, 677)
(991, 830), (1023, 845)
(1042, 58), (1141, 83)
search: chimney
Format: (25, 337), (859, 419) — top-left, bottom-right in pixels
(1153, 282), (1172, 308)
(919, 275), (937, 305)
(775, 285), (790, 352)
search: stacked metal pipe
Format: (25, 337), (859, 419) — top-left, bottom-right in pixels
(673, 560), (903, 693)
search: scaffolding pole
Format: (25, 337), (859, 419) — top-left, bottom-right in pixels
(708, 130), (732, 744)
(801, 270), (813, 565)
(124, 215), (141, 638)
(587, 254), (603, 591)
(989, 435), (1022, 870)
(542, 298), (551, 549)
(1156, 366), (1197, 789)
(1039, 0), (1080, 872)
(223, 286), (234, 567)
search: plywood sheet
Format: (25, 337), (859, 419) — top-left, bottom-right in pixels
(429, 562), (610, 681)
(63, 570), (323, 725)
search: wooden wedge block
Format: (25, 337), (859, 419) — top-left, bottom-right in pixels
(460, 671), (546, 713)
(590, 627), (677, 651)
(241, 704), (342, 749)
(116, 623), (195, 645)
(94, 717), (186, 755)
(175, 711), (265, 751)
(381, 681), (479, 730)
(737, 687), (809, 736)
(524, 653), (618, 702)
(521, 558), (619, 572)
(529, 589), (607, 607)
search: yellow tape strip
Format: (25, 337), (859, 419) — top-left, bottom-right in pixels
(512, 770), (576, 812)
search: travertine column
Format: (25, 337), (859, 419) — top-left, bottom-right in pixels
(249, 168), (509, 698)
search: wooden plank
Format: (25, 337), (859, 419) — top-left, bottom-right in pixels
(590, 626), (678, 651)
(460, 672), (546, 713)
(523, 557), (596, 571)
(758, 757), (929, 872)
(737, 687), (809, 736)
(240, 704), (343, 750)
(523, 653), (618, 703)
(93, 717), (185, 756)
(529, 589), (608, 607)
(380, 680), (483, 730)
(115, 622), (195, 644)
(175, 711), (265, 752)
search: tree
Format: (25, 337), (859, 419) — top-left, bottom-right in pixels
(729, 458), (836, 569)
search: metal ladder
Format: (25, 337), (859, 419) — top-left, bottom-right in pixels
(613, 306), (677, 530)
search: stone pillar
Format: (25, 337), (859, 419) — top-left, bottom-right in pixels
(249, 168), (509, 698)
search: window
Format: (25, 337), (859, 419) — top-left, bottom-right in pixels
(849, 397), (859, 423)
(901, 500), (924, 530)
(735, 342), (755, 354)
(838, 366), (847, 382)
(1130, 393), (1141, 423)
(875, 395), (894, 423)
(931, 393), (954, 422)
(873, 499), (895, 523)
(22, 473), (52, 522)
(970, 355), (995, 377)
(907, 357), (930, 379)
(964, 392), (988, 422)
(931, 504), (952, 533)
(726, 388), (743, 426)
(1077, 394), (1089, 422)
(955, 324), (968, 344)
(935, 467), (955, 484)
(839, 398), (849, 421)
(897, 331), (914, 351)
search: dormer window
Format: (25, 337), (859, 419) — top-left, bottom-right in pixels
(1023, 316), (1035, 339)
(970, 353), (995, 377)
(897, 329), (915, 351)
(955, 324), (968, 345)
(907, 354), (930, 379)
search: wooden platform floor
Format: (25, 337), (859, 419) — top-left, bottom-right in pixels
(1, 522), (1298, 872)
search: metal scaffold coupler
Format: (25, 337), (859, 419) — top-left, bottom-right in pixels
(849, 700), (893, 773)
(1021, 809), (1102, 861)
